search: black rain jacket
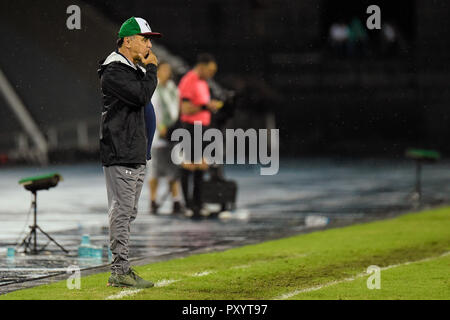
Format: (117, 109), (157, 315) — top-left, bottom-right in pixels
(98, 51), (157, 166)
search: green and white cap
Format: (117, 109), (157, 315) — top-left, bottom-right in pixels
(118, 17), (162, 39)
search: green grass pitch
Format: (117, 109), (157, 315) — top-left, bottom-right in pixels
(1, 206), (449, 300)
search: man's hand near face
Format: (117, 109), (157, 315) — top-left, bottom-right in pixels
(138, 49), (158, 67)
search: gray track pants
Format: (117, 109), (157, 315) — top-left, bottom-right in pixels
(103, 164), (146, 275)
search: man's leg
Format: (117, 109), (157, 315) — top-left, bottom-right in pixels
(169, 179), (183, 214)
(149, 148), (162, 214)
(150, 178), (158, 202)
(130, 164), (146, 223)
(169, 179), (179, 198)
(180, 168), (191, 208)
(104, 165), (138, 275)
(192, 170), (204, 216)
(105, 164), (154, 288)
(149, 177), (159, 214)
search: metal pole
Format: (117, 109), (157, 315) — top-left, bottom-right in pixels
(0, 68), (48, 165)
(33, 191), (37, 254)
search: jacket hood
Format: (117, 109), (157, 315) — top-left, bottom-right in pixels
(97, 51), (145, 77)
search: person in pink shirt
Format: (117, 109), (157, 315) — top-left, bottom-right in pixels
(178, 53), (223, 218)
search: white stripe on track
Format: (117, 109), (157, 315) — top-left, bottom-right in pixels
(273, 251), (450, 300)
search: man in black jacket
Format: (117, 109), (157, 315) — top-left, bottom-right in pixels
(98, 17), (160, 288)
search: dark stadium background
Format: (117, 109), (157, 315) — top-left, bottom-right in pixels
(0, 0), (449, 164)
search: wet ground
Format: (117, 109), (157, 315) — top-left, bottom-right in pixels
(1, 158), (449, 294)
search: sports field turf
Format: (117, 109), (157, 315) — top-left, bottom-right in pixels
(1, 206), (449, 300)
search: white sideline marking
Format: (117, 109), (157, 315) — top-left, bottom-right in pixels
(192, 270), (214, 277)
(102, 253), (309, 299)
(231, 264), (251, 270)
(104, 280), (179, 300)
(105, 289), (142, 300)
(229, 254), (307, 271)
(155, 279), (180, 287)
(273, 251), (450, 300)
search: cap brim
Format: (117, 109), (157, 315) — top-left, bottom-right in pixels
(139, 32), (163, 38)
